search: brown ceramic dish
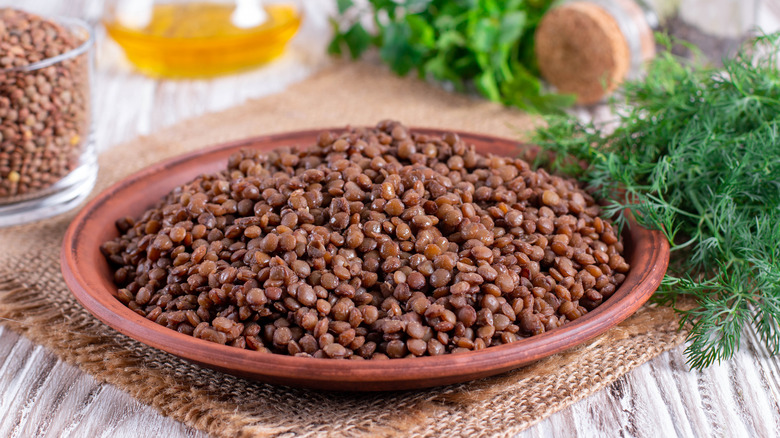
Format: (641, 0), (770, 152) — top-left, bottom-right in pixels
(61, 128), (670, 391)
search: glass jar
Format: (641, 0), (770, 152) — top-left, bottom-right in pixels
(586, 0), (657, 79)
(102, 0), (303, 78)
(0, 12), (97, 227)
(535, 0), (656, 105)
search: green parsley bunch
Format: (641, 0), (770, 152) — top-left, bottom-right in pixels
(329, 0), (574, 113)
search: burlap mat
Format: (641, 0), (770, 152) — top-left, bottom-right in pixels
(0, 62), (687, 437)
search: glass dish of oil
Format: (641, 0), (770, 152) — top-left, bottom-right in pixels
(103, 0), (302, 78)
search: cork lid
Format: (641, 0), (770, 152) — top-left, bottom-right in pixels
(534, 1), (632, 105)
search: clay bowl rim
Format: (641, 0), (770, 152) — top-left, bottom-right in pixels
(61, 127), (670, 391)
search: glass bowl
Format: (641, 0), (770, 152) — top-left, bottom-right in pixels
(0, 15), (97, 227)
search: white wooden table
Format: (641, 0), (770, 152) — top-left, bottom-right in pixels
(2, 1), (780, 437)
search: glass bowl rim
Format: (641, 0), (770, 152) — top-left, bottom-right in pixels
(0, 15), (94, 74)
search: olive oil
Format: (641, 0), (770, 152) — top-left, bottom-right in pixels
(104, 2), (301, 78)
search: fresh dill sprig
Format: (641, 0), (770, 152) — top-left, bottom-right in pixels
(533, 33), (780, 369)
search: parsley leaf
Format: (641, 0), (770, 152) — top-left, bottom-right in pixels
(329, 0), (569, 114)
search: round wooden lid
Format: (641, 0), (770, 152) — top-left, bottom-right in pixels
(535, 1), (631, 105)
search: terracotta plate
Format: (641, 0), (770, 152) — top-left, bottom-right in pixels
(61, 128), (670, 391)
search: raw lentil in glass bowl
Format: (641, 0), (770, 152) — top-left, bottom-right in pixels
(0, 9), (97, 226)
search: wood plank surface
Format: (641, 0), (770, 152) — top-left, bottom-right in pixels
(1, 1), (779, 437)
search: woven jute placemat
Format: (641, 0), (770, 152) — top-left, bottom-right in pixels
(0, 62), (686, 437)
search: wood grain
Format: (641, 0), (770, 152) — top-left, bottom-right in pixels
(0, 325), (208, 438)
(1, 0), (780, 436)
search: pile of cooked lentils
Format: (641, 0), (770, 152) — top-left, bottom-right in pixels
(101, 121), (630, 359)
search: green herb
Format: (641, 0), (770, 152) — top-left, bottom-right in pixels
(328, 0), (574, 114)
(533, 34), (780, 369)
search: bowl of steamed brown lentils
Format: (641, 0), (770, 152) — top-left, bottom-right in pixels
(65, 121), (668, 390)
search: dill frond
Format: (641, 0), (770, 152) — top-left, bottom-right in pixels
(533, 33), (780, 369)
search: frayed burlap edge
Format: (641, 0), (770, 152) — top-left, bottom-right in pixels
(0, 272), (285, 437)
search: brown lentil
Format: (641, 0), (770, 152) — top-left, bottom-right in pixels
(103, 121), (629, 359)
(0, 9), (90, 199)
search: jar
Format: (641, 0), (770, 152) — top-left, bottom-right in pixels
(102, 0), (303, 78)
(0, 10), (97, 227)
(534, 0), (657, 105)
